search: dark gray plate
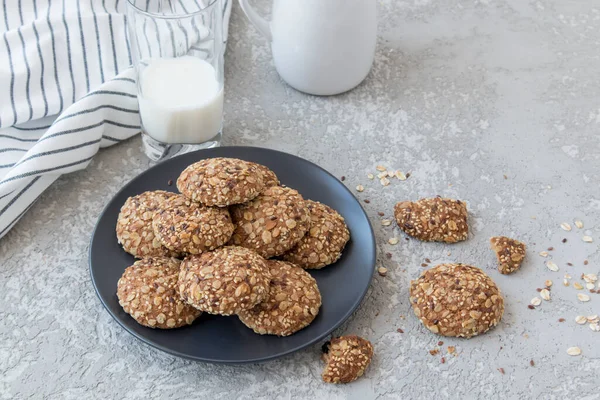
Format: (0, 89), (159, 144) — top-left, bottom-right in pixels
(89, 146), (376, 364)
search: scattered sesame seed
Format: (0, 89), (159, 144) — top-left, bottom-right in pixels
(567, 347), (581, 356)
(560, 223), (572, 231)
(367, 173), (374, 180)
(539, 251), (549, 257)
(577, 293), (591, 302)
(388, 237), (399, 245)
(376, 165), (387, 172)
(540, 289), (551, 301)
(575, 220), (584, 229)
(575, 316), (587, 325)
(546, 261), (559, 272)
(381, 219), (392, 226)
(583, 236), (593, 243)
(545, 280), (553, 287)
(380, 177), (390, 186)
(573, 282), (584, 290)
(531, 297), (542, 306)
(377, 267), (388, 277)
(395, 170), (407, 181)
(356, 185), (364, 192)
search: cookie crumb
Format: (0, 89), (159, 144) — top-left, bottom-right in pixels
(530, 360), (535, 367)
(397, 328), (404, 333)
(167, 179), (173, 186)
(498, 368), (505, 375)
(341, 176), (346, 181)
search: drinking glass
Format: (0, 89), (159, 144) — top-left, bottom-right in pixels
(127, 0), (225, 161)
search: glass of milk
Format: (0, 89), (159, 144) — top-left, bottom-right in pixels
(126, 0), (225, 161)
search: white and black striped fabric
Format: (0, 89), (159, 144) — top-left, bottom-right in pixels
(0, 0), (231, 239)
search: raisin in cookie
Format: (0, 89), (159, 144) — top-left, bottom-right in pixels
(409, 263), (504, 338)
(238, 260), (321, 336)
(490, 236), (526, 274)
(394, 197), (468, 243)
(152, 195), (234, 255)
(321, 335), (373, 384)
(177, 157), (264, 207)
(178, 246), (271, 315)
(283, 200), (349, 269)
(229, 186), (310, 258)
(116, 190), (178, 258)
(117, 257), (201, 328)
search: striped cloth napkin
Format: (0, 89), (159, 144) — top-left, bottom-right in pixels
(0, 0), (232, 239)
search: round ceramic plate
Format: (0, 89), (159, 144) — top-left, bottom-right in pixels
(89, 146), (376, 363)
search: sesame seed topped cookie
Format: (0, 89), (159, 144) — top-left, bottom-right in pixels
(238, 260), (321, 336)
(282, 200), (350, 269)
(229, 186), (311, 258)
(490, 236), (526, 274)
(116, 190), (178, 258)
(117, 257), (201, 329)
(394, 197), (468, 243)
(321, 335), (373, 384)
(152, 195), (234, 255)
(251, 162), (280, 189)
(178, 246), (271, 315)
(177, 157), (265, 207)
(409, 263), (504, 338)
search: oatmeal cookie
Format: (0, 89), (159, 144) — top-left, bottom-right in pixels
(116, 190), (177, 258)
(490, 236), (526, 274)
(238, 260), (321, 336)
(152, 195), (234, 255)
(409, 263), (504, 338)
(229, 186), (310, 258)
(177, 157), (264, 207)
(321, 335), (373, 384)
(178, 246), (271, 315)
(117, 257), (201, 328)
(282, 201), (349, 269)
(251, 163), (280, 189)
(394, 197), (468, 243)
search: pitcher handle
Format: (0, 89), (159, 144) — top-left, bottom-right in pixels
(238, 0), (272, 41)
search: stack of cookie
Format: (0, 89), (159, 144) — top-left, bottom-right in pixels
(115, 157), (350, 336)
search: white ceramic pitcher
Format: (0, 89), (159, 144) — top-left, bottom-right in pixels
(238, 0), (377, 96)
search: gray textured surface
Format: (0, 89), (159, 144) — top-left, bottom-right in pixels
(2, 0), (600, 398)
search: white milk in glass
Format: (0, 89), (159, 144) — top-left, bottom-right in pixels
(138, 56), (223, 144)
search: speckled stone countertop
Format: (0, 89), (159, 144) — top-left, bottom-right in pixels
(2, 1), (600, 399)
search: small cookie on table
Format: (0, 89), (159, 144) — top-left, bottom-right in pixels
(490, 236), (526, 274)
(409, 263), (504, 338)
(238, 260), (321, 336)
(394, 197), (468, 243)
(321, 335), (373, 384)
(117, 257), (201, 329)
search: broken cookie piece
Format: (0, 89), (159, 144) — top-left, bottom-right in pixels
(490, 236), (526, 274)
(394, 197), (468, 243)
(321, 335), (373, 384)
